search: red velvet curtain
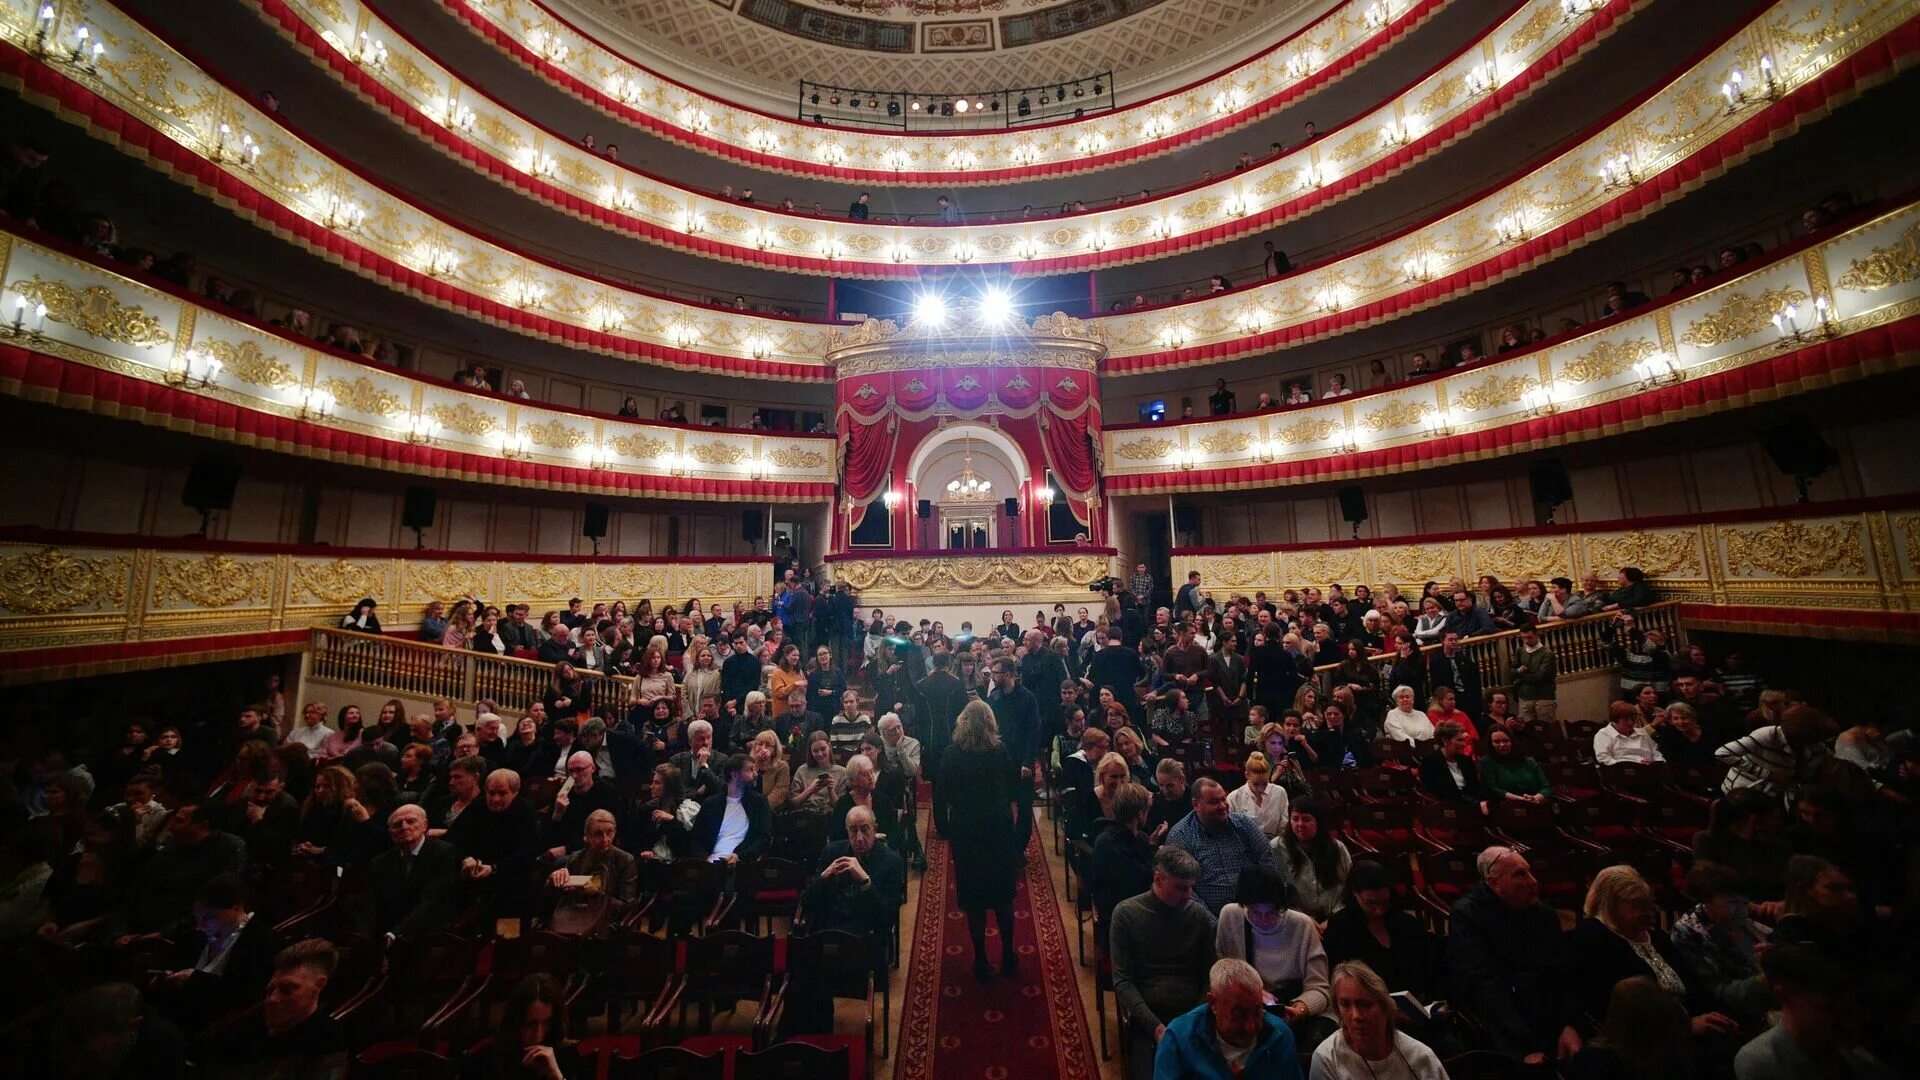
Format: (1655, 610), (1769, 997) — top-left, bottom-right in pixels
(840, 415), (897, 503)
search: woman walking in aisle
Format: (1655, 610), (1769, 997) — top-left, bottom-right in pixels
(937, 700), (1023, 981)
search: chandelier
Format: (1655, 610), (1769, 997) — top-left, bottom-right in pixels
(946, 436), (993, 501)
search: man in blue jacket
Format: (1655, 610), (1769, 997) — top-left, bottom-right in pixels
(1155, 957), (1302, 1079)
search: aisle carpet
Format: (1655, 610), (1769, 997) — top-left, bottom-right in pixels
(896, 824), (1098, 1080)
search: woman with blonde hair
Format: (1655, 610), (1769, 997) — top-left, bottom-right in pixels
(1091, 751), (1131, 821)
(1111, 725), (1156, 788)
(439, 599), (476, 650)
(1310, 960), (1447, 1078)
(937, 700), (1023, 980)
(680, 643), (721, 719)
(749, 730), (792, 811)
(1291, 683), (1320, 717)
(1227, 751), (1290, 838)
(1569, 865), (1736, 1043)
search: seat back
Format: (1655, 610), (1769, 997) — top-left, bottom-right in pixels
(743, 857), (810, 900)
(612, 1045), (727, 1080)
(737, 1041), (851, 1080)
(788, 929), (879, 993)
(669, 857), (730, 894)
(354, 1041), (455, 1080)
(683, 930), (775, 998)
(1415, 800), (1490, 851)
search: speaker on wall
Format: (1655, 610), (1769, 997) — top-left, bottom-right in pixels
(1528, 459), (1574, 522)
(916, 499), (932, 520)
(583, 502), (611, 539)
(1004, 496), (1020, 518)
(741, 509), (763, 542)
(401, 486), (437, 529)
(1336, 486), (1368, 538)
(1757, 415), (1837, 501)
(182, 459), (241, 513)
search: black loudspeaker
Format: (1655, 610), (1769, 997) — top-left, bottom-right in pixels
(584, 503), (611, 539)
(401, 486), (438, 530)
(1336, 487), (1368, 535)
(182, 459), (241, 512)
(917, 499), (932, 520)
(1757, 416), (1838, 499)
(1528, 459), (1574, 507)
(741, 509), (763, 542)
(1172, 504), (1201, 534)
(1004, 496), (1020, 518)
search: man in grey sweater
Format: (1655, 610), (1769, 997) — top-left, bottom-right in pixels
(1110, 845), (1218, 1080)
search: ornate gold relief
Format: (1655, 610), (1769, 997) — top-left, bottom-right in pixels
(686, 441), (747, 465)
(767, 446), (827, 469)
(0, 547), (128, 615)
(151, 554), (272, 608)
(1375, 546), (1457, 583)
(384, 52), (440, 101)
(507, 565), (577, 599)
(1899, 515), (1920, 571)
(1559, 338), (1657, 384)
(428, 402), (499, 436)
(555, 155), (603, 191)
(1473, 538), (1571, 581)
(1416, 72), (1469, 116)
(1116, 437), (1175, 461)
(1199, 431), (1253, 454)
(322, 376), (404, 416)
(522, 418), (587, 449)
(1272, 417), (1342, 445)
(1679, 287), (1809, 348)
(1587, 530), (1702, 577)
(1201, 554), (1269, 589)
(1451, 372), (1536, 413)
(831, 554), (1110, 596)
(406, 561), (490, 602)
(679, 565), (752, 598)
(1285, 551), (1364, 586)
(1835, 221), (1920, 292)
(203, 340), (295, 388)
(290, 559), (385, 606)
(1361, 399), (1432, 431)
(1331, 127), (1380, 163)
(7, 277), (172, 347)
(1503, 4), (1559, 54)
(1721, 520), (1867, 578)
(596, 564), (666, 600)
(611, 433), (670, 459)
(471, 111), (524, 152)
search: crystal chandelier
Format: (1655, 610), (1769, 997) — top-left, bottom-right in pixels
(946, 436), (993, 501)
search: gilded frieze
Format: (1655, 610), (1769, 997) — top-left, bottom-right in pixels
(428, 402), (499, 436)
(1450, 373), (1536, 413)
(290, 559), (386, 606)
(1835, 220), (1920, 291)
(678, 565), (753, 599)
(1374, 546), (1458, 583)
(0, 547), (129, 615)
(522, 418), (588, 449)
(1720, 520), (1868, 578)
(1199, 431), (1254, 454)
(1272, 417), (1342, 446)
(1199, 554), (1270, 590)
(1115, 437), (1175, 462)
(1361, 399), (1432, 431)
(203, 339), (296, 389)
(322, 376), (405, 416)
(1473, 538), (1572, 581)
(767, 446), (828, 469)
(8, 277), (173, 348)
(687, 441), (747, 466)
(1586, 530), (1703, 577)
(150, 554), (272, 609)
(612, 434), (671, 460)
(597, 565), (667, 601)
(1503, 4), (1560, 54)
(507, 564), (579, 599)
(1558, 338), (1657, 384)
(1678, 287), (1809, 348)
(1285, 551), (1365, 587)
(406, 561), (492, 603)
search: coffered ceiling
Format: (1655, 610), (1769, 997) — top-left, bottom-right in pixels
(546, 0), (1324, 99)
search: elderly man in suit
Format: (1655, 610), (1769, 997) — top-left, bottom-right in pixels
(361, 803), (459, 943)
(547, 808), (639, 918)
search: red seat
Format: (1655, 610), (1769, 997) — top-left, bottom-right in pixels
(1346, 800), (1420, 855)
(1354, 765), (1418, 804)
(1414, 800), (1495, 853)
(740, 857), (812, 934)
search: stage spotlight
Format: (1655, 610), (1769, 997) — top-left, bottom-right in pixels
(887, 99), (900, 116)
(1017, 95), (1031, 116)
(954, 98), (969, 113)
(810, 91), (820, 105)
(1093, 81), (1103, 95)
(990, 98), (1001, 112)
(913, 293), (948, 327)
(980, 288), (1014, 326)
(910, 100), (921, 111)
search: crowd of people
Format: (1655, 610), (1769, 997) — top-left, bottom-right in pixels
(5, 553), (1912, 1077)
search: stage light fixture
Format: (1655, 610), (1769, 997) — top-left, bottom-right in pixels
(810, 92), (820, 105)
(910, 100), (921, 111)
(1017, 96), (1031, 116)
(887, 99), (900, 116)
(1093, 81), (1103, 95)
(990, 99), (1001, 112)
(980, 288), (1015, 326)
(913, 293), (948, 327)
(954, 98), (969, 113)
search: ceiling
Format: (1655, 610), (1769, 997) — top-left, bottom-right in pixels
(545, 0), (1325, 101)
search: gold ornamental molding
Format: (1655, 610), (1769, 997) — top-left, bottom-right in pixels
(0, 227), (837, 499)
(251, 0), (1635, 273)
(428, 0), (1441, 185)
(1102, 196), (1920, 486)
(0, 538), (774, 665)
(1171, 500), (1920, 625)
(827, 552), (1118, 606)
(826, 307), (1108, 376)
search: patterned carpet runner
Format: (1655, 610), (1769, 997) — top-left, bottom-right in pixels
(896, 824), (1098, 1080)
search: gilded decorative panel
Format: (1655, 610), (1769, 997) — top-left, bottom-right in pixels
(289, 558), (390, 607)
(829, 554), (1113, 603)
(677, 564), (755, 600)
(403, 561), (493, 603)
(1472, 538), (1572, 581)
(0, 546), (131, 616)
(1719, 519), (1870, 579)
(595, 564), (668, 600)
(506, 564), (582, 599)
(1282, 550), (1364, 586)
(1373, 545), (1459, 584)
(150, 554), (274, 610)
(8, 276), (173, 348)
(1193, 554), (1273, 590)
(1585, 529), (1704, 578)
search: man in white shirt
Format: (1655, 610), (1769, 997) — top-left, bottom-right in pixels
(1593, 703), (1665, 765)
(694, 754), (771, 865)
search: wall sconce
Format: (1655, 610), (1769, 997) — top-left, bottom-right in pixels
(500, 429), (532, 459)
(63, 23), (103, 70)
(442, 98), (475, 132)
(405, 411), (439, 445)
(166, 344), (223, 389)
(749, 454), (767, 481)
(1632, 352), (1682, 388)
(1036, 486), (1057, 507)
(670, 323), (699, 349)
(527, 26), (569, 64)
(1561, 0), (1603, 19)
(1403, 252), (1434, 283)
(1364, 2), (1394, 30)
(1339, 425), (1361, 453)
(212, 124), (259, 168)
(1423, 407), (1454, 437)
(511, 280), (545, 310)
(1159, 324), (1189, 350)
(1523, 385), (1558, 417)
(1176, 447), (1197, 471)
(952, 240), (975, 264)
(1758, 54), (1779, 97)
(596, 307), (624, 334)
(1496, 211), (1530, 242)
(298, 386), (335, 421)
(1465, 62), (1498, 96)
(681, 211), (706, 235)
(1238, 310), (1265, 335)
(1599, 152), (1635, 189)
(1287, 50), (1317, 80)
(1153, 217), (1174, 240)
(606, 75), (642, 105)
(582, 442), (610, 470)
(1317, 285), (1343, 313)
(4, 296), (48, 340)
(355, 31), (388, 67)
(322, 193), (364, 232)
(29, 4), (54, 56)
(1772, 297), (1834, 344)
(748, 335), (773, 361)
(1225, 196), (1249, 218)
(882, 490), (903, 510)
(1381, 120), (1407, 148)
(1089, 230), (1109, 252)
(1255, 438), (1277, 463)
(1014, 238), (1035, 261)
(422, 244), (460, 279)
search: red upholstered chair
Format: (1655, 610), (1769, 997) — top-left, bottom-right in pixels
(1416, 847), (1482, 918)
(737, 1039), (855, 1080)
(1346, 799), (1420, 856)
(762, 929), (879, 1058)
(607, 1044), (728, 1080)
(1414, 800), (1495, 854)
(1354, 764), (1418, 804)
(679, 930), (779, 1035)
(603, 928), (681, 1038)
(740, 857), (812, 935)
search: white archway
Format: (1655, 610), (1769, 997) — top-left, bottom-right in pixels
(905, 421), (1029, 492)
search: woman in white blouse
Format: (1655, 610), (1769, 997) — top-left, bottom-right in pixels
(1323, 373), (1354, 398)
(1410, 596), (1448, 645)
(1226, 751), (1291, 838)
(1383, 686), (1435, 744)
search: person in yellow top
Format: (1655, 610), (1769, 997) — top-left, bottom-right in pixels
(768, 642), (809, 708)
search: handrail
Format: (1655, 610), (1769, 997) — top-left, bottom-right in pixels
(1308, 600), (1684, 698)
(309, 625), (634, 716)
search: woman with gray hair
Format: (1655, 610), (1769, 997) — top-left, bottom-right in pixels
(936, 700), (1023, 980)
(1568, 865), (1737, 1045)
(1309, 960), (1446, 1078)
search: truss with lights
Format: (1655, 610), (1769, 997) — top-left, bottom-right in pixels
(797, 72), (1115, 131)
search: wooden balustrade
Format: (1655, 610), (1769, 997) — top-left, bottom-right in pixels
(310, 627), (634, 716)
(1310, 601), (1683, 699)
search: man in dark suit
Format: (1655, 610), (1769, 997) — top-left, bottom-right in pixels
(914, 650), (969, 788)
(360, 803), (459, 942)
(1427, 631), (1486, 718)
(780, 805), (905, 1039)
(720, 633), (762, 711)
(146, 873), (279, 1033)
(230, 770), (299, 867)
(693, 755), (772, 865)
(1418, 722), (1488, 815)
(546, 751), (622, 857)
(988, 658), (1041, 858)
